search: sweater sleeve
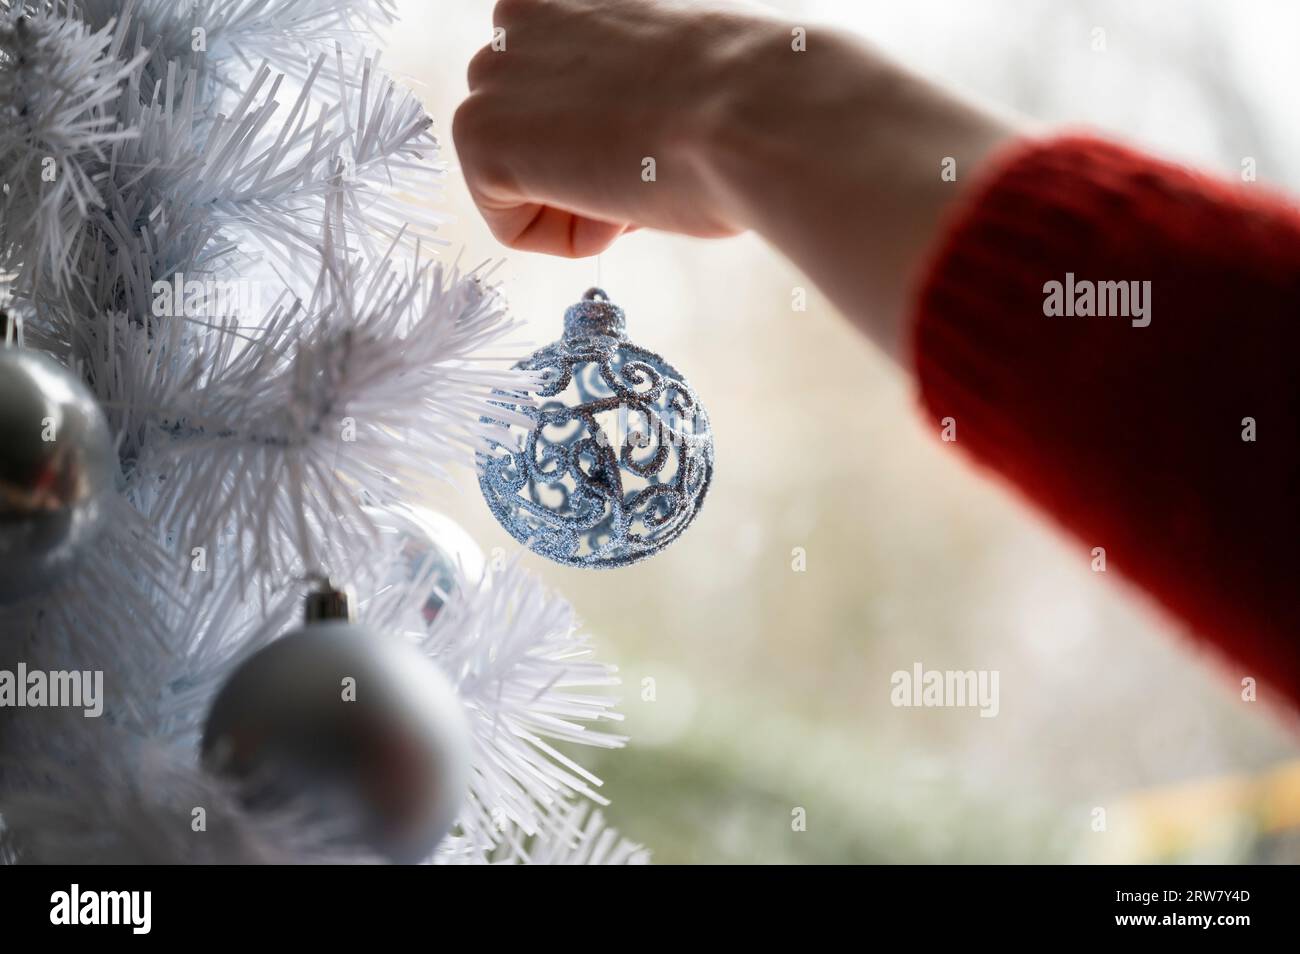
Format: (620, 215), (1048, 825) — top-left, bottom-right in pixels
(910, 134), (1300, 710)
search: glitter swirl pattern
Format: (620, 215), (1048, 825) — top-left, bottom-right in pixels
(478, 289), (714, 568)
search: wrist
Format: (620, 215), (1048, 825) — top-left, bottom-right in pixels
(696, 25), (1023, 358)
(688, 15), (821, 232)
(657, 11), (783, 233)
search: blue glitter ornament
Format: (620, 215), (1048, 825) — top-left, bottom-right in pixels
(478, 288), (714, 568)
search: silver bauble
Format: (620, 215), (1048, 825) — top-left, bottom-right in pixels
(368, 505), (485, 624)
(201, 619), (471, 863)
(478, 288), (714, 568)
(0, 347), (115, 603)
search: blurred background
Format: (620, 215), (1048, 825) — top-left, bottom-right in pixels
(382, 0), (1300, 863)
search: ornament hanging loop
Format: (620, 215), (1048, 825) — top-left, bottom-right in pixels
(300, 573), (356, 623)
(0, 308), (19, 347)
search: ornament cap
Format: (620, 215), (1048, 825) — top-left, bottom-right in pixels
(303, 577), (356, 623)
(563, 287), (625, 340)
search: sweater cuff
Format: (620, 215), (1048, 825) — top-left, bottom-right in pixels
(907, 133), (1300, 706)
(911, 133), (1165, 426)
(908, 134), (1180, 505)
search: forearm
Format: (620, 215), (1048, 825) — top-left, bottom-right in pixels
(695, 24), (1022, 360)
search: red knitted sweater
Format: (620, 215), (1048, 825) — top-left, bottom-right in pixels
(911, 135), (1299, 712)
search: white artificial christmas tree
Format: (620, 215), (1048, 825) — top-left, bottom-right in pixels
(0, 0), (645, 865)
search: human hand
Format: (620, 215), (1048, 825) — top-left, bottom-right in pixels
(454, 0), (768, 256)
(455, 0), (1022, 361)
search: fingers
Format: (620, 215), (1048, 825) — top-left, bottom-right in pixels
(491, 0), (510, 27)
(459, 1), (647, 257)
(481, 200), (628, 258)
(491, 0), (533, 29)
(493, 0), (581, 30)
(473, 0), (530, 90)
(465, 43), (498, 91)
(455, 74), (631, 258)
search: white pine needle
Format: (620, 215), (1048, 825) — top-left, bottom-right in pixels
(0, 0), (639, 865)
